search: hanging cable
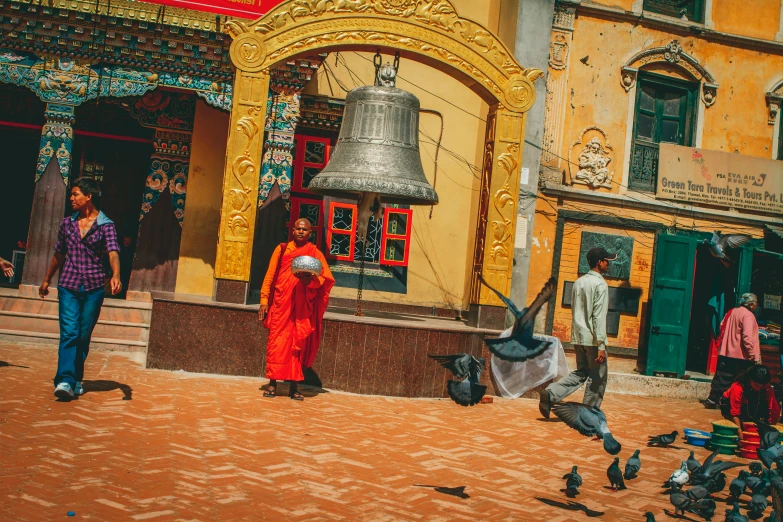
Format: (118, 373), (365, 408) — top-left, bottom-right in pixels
(419, 109), (443, 218)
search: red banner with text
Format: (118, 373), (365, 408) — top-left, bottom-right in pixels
(139, 0), (285, 19)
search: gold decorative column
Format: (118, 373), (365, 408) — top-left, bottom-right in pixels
(214, 26), (270, 285)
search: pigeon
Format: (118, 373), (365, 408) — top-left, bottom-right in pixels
(758, 444), (783, 470)
(691, 447), (745, 485)
(551, 402), (622, 455)
(745, 474), (769, 496)
(648, 430), (678, 447)
(665, 461), (690, 490)
(563, 465), (582, 497)
(478, 276), (557, 362)
(429, 354), (486, 406)
(725, 501), (750, 522)
(644, 512), (656, 522)
(730, 471), (749, 499)
(607, 457), (626, 491)
(705, 472), (727, 494)
(703, 231), (752, 266)
(686, 485), (711, 501)
(669, 493), (715, 519)
(749, 494), (769, 519)
(669, 492), (692, 516)
(758, 423), (781, 450)
(750, 462), (764, 476)
(687, 450), (702, 473)
(772, 475), (783, 521)
(624, 449), (641, 480)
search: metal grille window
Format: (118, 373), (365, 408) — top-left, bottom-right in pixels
(629, 73), (697, 192)
(288, 198), (323, 248)
(327, 202), (357, 261)
(293, 135), (330, 193)
(643, 0), (704, 23)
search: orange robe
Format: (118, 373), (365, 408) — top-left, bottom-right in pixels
(260, 241), (334, 381)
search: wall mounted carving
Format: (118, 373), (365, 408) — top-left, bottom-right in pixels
(568, 127), (614, 190)
(216, 0), (540, 300)
(620, 39), (718, 107)
(766, 80), (783, 125)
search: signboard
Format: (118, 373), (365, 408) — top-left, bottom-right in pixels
(765, 294), (782, 311)
(138, 0), (285, 19)
(657, 143), (783, 214)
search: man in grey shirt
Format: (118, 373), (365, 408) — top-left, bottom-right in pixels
(539, 247), (615, 418)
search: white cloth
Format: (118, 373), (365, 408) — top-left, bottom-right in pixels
(490, 328), (570, 399)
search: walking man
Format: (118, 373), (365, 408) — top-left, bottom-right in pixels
(39, 177), (122, 399)
(539, 247), (615, 417)
(258, 219), (335, 401)
(702, 293), (761, 409)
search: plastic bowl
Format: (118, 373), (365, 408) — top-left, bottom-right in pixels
(740, 440), (760, 449)
(742, 422), (759, 433)
(712, 421), (740, 436)
(739, 448), (759, 459)
(684, 428), (711, 438)
(709, 442), (738, 455)
(742, 431), (761, 444)
(685, 433), (710, 446)
(710, 432), (738, 445)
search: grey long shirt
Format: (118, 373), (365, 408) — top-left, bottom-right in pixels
(570, 270), (609, 351)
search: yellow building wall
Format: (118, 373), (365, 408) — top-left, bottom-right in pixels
(712, 0), (780, 42)
(527, 195), (766, 348)
(302, 0), (507, 311)
(175, 101), (229, 296)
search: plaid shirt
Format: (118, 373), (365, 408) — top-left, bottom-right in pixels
(54, 212), (120, 292)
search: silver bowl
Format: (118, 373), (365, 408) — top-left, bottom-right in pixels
(291, 255), (323, 276)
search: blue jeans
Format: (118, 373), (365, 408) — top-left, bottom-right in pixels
(54, 285), (105, 387)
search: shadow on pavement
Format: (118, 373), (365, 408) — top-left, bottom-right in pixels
(83, 380), (133, 400)
(0, 360), (29, 369)
(535, 497), (604, 517)
(414, 485), (470, 499)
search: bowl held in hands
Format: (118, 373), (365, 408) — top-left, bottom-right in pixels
(291, 255), (323, 276)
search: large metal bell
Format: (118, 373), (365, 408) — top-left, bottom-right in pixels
(307, 85), (439, 206)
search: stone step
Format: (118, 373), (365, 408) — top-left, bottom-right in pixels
(0, 311), (148, 342)
(0, 329), (147, 352)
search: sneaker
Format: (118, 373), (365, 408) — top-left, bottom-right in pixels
(54, 382), (74, 399)
(74, 382), (84, 396)
(539, 389), (552, 419)
(701, 398), (719, 410)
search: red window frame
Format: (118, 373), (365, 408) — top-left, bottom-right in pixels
(288, 197), (324, 249)
(380, 208), (413, 266)
(292, 135), (331, 194)
(326, 201), (357, 262)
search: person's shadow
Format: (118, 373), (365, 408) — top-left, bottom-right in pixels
(82, 380), (133, 400)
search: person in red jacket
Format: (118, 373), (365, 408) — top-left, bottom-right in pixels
(720, 365), (781, 439)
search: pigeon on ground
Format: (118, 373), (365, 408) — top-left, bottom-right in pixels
(730, 471), (749, 499)
(687, 450), (702, 473)
(607, 458), (626, 491)
(644, 512), (656, 522)
(703, 231), (752, 266)
(772, 475), (783, 521)
(478, 276), (557, 362)
(705, 472), (727, 494)
(551, 402), (622, 455)
(669, 493), (715, 519)
(750, 462), (764, 476)
(746, 474), (769, 496)
(691, 447), (745, 485)
(665, 461), (690, 491)
(686, 485), (711, 501)
(749, 494), (769, 519)
(758, 423), (781, 450)
(429, 354), (486, 407)
(725, 501), (750, 522)
(624, 449), (641, 480)
(648, 430), (678, 447)
(758, 444), (783, 469)
(563, 465), (582, 498)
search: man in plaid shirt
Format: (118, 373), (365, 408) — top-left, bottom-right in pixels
(39, 177), (122, 399)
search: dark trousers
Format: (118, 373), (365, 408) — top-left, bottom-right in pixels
(54, 285), (105, 387)
(707, 355), (753, 403)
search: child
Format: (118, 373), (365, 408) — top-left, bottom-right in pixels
(720, 365), (781, 437)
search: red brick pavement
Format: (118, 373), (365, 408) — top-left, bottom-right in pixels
(0, 343), (771, 521)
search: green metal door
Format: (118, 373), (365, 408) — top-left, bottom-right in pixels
(646, 234), (698, 377)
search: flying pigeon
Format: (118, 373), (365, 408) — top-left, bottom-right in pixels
(429, 354), (486, 407)
(563, 465), (582, 498)
(749, 493), (768, 518)
(724, 501), (750, 522)
(703, 231), (752, 266)
(730, 470), (749, 499)
(665, 461), (690, 491)
(643, 512), (656, 522)
(686, 450), (701, 473)
(624, 449), (641, 480)
(551, 402), (622, 455)
(478, 275), (557, 362)
(607, 457), (626, 492)
(648, 430), (678, 447)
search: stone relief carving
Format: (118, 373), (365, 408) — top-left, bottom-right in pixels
(549, 32), (569, 70)
(568, 127), (614, 190)
(766, 81), (783, 125)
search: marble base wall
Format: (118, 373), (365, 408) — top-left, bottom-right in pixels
(146, 298), (496, 398)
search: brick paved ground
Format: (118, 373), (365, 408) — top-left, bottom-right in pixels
(0, 343), (772, 521)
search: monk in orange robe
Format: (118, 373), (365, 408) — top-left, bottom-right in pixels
(259, 218), (334, 400)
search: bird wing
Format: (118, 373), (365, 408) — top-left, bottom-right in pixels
(429, 354), (470, 379)
(446, 379), (486, 407)
(517, 277), (557, 331)
(698, 447), (720, 475)
(710, 461), (744, 475)
(718, 233), (752, 249)
(478, 275), (522, 318)
(552, 402), (599, 437)
(483, 335), (552, 362)
(468, 356), (485, 383)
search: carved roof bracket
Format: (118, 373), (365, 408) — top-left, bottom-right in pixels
(766, 80), (783, 125)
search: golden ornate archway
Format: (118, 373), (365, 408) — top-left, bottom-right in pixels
(214, 0), (542, 307)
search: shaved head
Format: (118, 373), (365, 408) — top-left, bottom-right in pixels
(295, 218), (312, 230)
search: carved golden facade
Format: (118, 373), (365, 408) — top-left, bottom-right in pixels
(215, 0), (541, 307)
